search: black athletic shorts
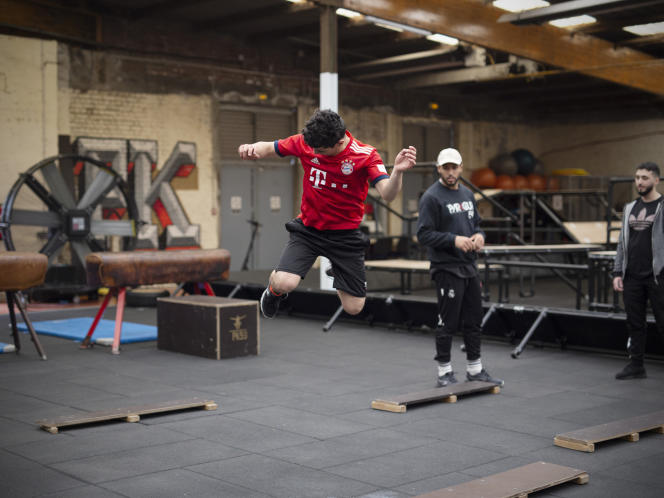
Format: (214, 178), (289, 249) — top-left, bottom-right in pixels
(275, 218), (369, 297)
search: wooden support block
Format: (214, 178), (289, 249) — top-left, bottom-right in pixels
(370, 401), (407, 413)
(554, 409), (664, 452)
(575, 473), (590, 485)
(37, 398), (216, 434)
(553, 436), (594, 452)
(371, 381), (499, 413)
(414, 461), (588, 497)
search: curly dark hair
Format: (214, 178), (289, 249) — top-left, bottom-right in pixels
(302, 109), (346, 148)
(636, 161), (661, 178)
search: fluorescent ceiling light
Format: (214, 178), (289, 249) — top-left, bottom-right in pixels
(365, 15), (432, 36)
(623, 21), (664, 36)
(493, 0), (549, 12)
(549, 15), (596, 28)
(426, 33), (459, 46)
(336, 8), (362, 19)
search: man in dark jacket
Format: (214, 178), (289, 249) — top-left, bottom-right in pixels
(612, 161), (664, 379)
(417, 148), (503, 387)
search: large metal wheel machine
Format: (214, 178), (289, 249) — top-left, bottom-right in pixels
(0, 155), (138, 298)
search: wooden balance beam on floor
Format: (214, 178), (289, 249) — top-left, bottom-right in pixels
(0, 251), (48, 359)
(371, 381), (500, 413)
(554, 410), (664, 452)
(415, 461), (588, 498)
(37, 397), (217, 434)
(84, 248), (230, 354)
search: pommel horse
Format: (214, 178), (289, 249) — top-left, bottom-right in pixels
(83, 248), (231, 354)
(0, 251), (48, 359)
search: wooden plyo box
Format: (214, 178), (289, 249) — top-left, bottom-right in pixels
(157, 295), (259, 359)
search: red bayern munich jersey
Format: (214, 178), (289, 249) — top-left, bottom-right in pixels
(275, 131), (389, 230)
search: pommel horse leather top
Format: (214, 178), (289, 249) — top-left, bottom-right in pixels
(84, 248), (231, 354)
(0, 251), (48, 290)
(0, 251), (48, 359)
(86, 248), (230, 288)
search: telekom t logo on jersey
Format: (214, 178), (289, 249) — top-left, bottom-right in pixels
(309, 167), (327, 189)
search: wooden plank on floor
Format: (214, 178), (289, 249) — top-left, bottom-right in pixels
(37, 397), (217, 434)
(371, 381), (499, 413)
(554, 410), (664, 452)
(415, 461), (588, 498)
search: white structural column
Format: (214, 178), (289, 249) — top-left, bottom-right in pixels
(319, 5), (338, 290)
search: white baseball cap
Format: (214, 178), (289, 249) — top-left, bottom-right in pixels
(436, 148), (462, 166)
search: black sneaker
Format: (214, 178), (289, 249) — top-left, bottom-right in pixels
(615, 362), (647, 380)
(437, 371), (458, 387)
(467, 368), (504, 386)
(260, 287), (285, 319)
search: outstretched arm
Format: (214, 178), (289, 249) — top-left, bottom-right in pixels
(374, 146), (417, 203)
(238, 141), (277, 160)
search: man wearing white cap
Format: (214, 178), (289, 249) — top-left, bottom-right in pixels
(417, 148), (503, 387)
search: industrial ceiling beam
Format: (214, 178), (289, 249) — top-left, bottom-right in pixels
(497, 0), (664, 25)
(197, 2), (315, 31)
(396, 63), (513, 88)
(0, 0), (99, 44)
(343, 46), (458, 71)
(318, 0), (664, 95)
(622, 32), (664, 46)
(131, 0), (219, 20)
(354, 60), (464, 80)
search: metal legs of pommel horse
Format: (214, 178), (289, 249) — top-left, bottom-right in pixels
(6, 291), (47, 360)
(80, 282), (217, 354)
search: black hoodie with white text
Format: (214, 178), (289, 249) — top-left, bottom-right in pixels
(417, 181), (485, 278)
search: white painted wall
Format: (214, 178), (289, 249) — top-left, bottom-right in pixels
(0, 35), (58, 202)
(456, 118), (664, 178)
(456, 120), (542, 172)
(538, 119), (664, 176)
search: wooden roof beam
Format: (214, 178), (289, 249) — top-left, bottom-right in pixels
(319, 0), (664, 95)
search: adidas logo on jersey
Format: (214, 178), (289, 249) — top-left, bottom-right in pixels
(311, 157), (320, 165)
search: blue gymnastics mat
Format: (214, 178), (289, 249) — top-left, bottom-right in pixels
(0, 342), (17, 353)
(17, 318), (157, 344)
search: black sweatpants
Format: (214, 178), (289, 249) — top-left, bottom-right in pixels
(623, 275), (664, 363)
(433, 271), (482, 364)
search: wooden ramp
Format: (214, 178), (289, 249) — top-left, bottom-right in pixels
(563, 221), (620, 244)
(37, 398), (217, 434)
(554, 410), (664, 452)
(415, 461), (588, 498)
(371, 381), (499, 413)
